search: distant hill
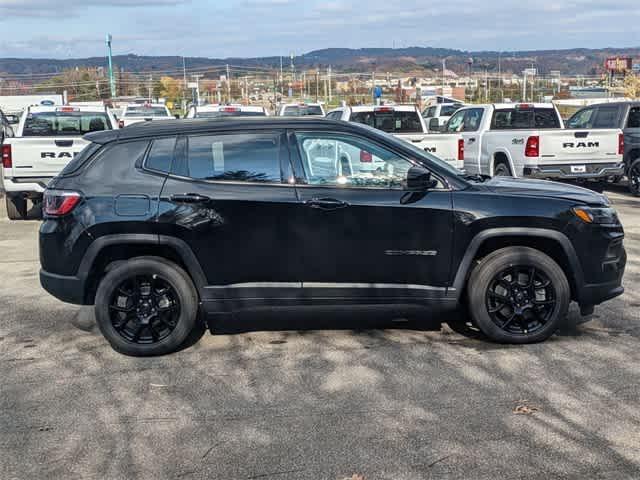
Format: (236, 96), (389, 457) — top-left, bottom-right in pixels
(1, 46), (639, 77)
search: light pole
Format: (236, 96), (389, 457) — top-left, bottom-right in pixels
(106, 34), (116, 98)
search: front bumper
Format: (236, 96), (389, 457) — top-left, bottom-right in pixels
(40, 270), (87, 305)
(523, 162), (624, 180)
(577, 247), (626, 307)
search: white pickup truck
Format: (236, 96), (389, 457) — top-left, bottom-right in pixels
(326, 104), (464, 168)
(422, 102), (465, 132)
(185, 104), (268, 118)
(454, 103), (625, 180)
(1, 105), (116, 219)
(118, 103), (173, 128)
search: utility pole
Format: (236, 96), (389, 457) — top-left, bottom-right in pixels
(442, 58), (446, 94)
(279, 56), (284, 98)
(315, 69), (320, 102)
(328, 66), (332, 102)
(106, 34), (116, 98)
(522, 70), (527, 102)
(323, 71), (327, 102)
(191, 74), (204, 106)
(182, 57), (187, 110)
(148, 75), (153, 102)
(244, 76), (248, 105)
(226, 64), (231, 103)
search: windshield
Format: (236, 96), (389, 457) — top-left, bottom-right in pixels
(351, 110), (423, 134)
(22, 112), (111, 136)
(196, 110), (266, 118)
(124, 106), (170, 118)
(283, 105), (323, 116)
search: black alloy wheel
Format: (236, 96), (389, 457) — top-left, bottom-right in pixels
(109, 275), (181, 344)
(486, 266), (556, 336)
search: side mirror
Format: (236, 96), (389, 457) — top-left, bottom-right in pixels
(406, 166), (438, 191)
(428, 118), (440, 132)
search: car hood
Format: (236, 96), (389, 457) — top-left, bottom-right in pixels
(482, 176), (609, 205)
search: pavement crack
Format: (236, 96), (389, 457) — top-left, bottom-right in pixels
(428, 454), (453, 468)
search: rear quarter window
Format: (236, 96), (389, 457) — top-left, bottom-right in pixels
(58, 143), (101, 177)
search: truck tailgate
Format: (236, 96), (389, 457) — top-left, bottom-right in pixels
(395, 133), (462, 166)
(539, 129), (622, 163)
(9, 137), (90, 177)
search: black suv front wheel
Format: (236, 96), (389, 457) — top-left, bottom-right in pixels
(95, 257), (199, 356)
(467, 247), (570, 344)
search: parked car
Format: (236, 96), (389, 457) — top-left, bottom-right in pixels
(277, 103), (325, 117)
(326, 104), (464, 168)
(39, 117), (625, 355)
(1, 105), (116, 219)
(422, 102), (465, 131)
(118, 103), (173, 128)
(453, 103), (624, 181)
(185, 104), (268, 118)
(566, 102), (640, 195)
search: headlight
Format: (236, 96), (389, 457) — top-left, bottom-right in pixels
(572, 206), (619, 225)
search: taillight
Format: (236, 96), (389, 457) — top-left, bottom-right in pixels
(360, 151), (373, 163)
(118, 119), (125, 129)
(1, 144), (11, 168)
(525, 136), (540, 157)
(619, 133), (624, 155)
(458, 139), (464, 161)
(43, 190), (82, 217)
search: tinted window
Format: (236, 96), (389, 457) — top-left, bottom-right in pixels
(593, 106), (620, 128)
(84, 140), (150, 176)
(440, 105), (461, 116)
(183, 132), (282, 182)
(283, 105), (323, 116)
(295, 132), (426, 189)
(350, 110), (423, 134)
(492, 109), (532, 129)
(567, 108), (595, 129)
(23, 112), (111, 136)
(146, 137), (176, 173)
(124, 106), (170, 118)
(58, 143), (101, 176)
(326, 111), (342, 120)
(628, 107), (640, 129)
(423, 107), (437, 117)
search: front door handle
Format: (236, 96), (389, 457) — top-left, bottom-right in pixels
(170, 193), (211, 204)
(468, 137), (476, 143)
(305, 198), (349, 211)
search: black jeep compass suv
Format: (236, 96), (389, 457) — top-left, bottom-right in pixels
(39, 118), (626, 356)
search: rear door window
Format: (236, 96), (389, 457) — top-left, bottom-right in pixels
(592, 106), (620, 128)
(627, 107), (640, 128)
(178, 132), (283, 183)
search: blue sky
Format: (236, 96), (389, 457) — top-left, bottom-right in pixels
(0, 0), (638, 58)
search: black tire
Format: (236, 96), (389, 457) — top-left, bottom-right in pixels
(5, 194), (27, 220)
(494, 161), (512, 177)
(467, 246), (570, 344)
(94, 257), (199, 356)
(628, 159), (640, 197)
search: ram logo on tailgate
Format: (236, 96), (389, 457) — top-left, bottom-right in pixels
(41, 152), (79, 159)
(562, 142), (600, 149)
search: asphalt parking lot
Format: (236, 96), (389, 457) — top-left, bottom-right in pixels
(1, 187), (639, 480)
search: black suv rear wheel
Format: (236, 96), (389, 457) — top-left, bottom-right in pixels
(467, 246), (570, 344)
(628, 159), (640, 197)
(94, 257), (199, 356)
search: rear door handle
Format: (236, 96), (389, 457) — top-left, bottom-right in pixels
(55, 140), (73, 147)
(305, 198), (349, 211)
(170, 193), (211, 204)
